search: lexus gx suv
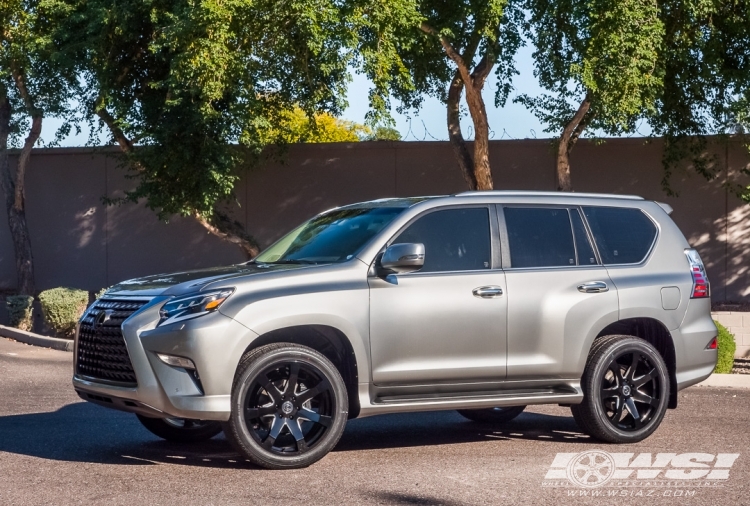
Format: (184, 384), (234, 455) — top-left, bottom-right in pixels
(73, 192), (717, 469)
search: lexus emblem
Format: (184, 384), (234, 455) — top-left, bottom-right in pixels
(95, 309), (114, 327)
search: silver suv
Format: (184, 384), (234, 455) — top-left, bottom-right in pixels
(73, 192), (718, 469)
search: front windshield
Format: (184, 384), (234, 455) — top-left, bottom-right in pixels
(255, 207), (405, 264)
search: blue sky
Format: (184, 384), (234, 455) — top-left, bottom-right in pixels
(40, 44), (649, 146)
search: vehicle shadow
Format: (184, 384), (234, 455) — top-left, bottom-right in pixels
(0, 402), (587, 469)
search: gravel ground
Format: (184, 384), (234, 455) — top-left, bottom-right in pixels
(1, 337), (749, 506)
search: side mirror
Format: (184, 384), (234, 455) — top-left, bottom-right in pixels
(381, 243), (425, 273)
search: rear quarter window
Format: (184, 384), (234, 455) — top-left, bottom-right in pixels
(582, 207), (657, 264)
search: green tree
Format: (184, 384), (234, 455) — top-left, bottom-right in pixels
(648, 0), (750, 199)
(518, 0), (664, 191)
(351, 0), (523, 190)
(52, 0), (354, 257)
(1, 0), (76, 295)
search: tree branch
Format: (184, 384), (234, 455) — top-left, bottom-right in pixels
(562, 94), (592, 151)
(420, 23), (472, 85)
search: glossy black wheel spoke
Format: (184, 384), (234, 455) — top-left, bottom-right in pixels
(261, 374), (284, 403)
(262, 416), (284, 449)
(246, 405), (276, 419)
(286, 363), (300, 396)
(296, 380), (330, 404)
(607, 361), (624, 384)
(624, 352), (639, 382)
(632, 390), (658, 407)
(298, 408), (332, 427)
(632, 368), (656, 388)
(287, 418), (309, 452)
(624, 397), (641, 423)
(600, 386), (618, 399)
(611, 397), (625, 422)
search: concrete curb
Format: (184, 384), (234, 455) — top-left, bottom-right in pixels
(695, 373), (750, 389)
(0, 325), (73, 352)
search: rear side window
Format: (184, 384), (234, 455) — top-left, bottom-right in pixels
(504, 208), (576, 268)
(395, 208), (491, 272)
(582, 207), (657, 264)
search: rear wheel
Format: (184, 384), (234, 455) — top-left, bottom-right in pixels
(223, 343), (348, 469)
(571, 335), (669, 443)
(457, 405), (526, 423)
(136, 415), (222, 443)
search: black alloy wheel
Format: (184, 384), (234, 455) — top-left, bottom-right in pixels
(571, 335), (669, 444)
(457, 405), (526, 424)
(599, 350), (661, 431)
(136, 414), (222, 443)
(223, 343), (348, 469)
(245, 361), (334, 454)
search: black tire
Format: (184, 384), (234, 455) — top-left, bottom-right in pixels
(457, 406), (526, 423)
(222, 343), (348, 470)
(136, 414), (222, 443)
(571, 335), (670, 444)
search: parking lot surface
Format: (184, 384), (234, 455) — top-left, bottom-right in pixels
(0, 337), (748, 506)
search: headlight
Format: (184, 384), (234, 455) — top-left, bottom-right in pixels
(158, 289), (234, 327)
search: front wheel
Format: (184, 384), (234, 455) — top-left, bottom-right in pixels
(223, 343), (349, 470)
(457, 406), (526, 423)
(571, 335), (669, 444)
(136, 415), (222, 443)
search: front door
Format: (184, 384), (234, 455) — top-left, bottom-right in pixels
(369, 206), (508, 385)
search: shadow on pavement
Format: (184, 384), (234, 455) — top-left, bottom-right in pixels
(0, 402), (587, 468)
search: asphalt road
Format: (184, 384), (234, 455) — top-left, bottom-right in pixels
(0, 337), (748, 506)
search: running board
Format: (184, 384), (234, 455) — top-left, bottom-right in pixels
(356, 384), (583, 418)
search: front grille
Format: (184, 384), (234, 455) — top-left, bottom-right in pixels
(76, 299), (148, 386)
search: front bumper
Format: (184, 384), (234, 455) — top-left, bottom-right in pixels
(73, 298), (258, 421)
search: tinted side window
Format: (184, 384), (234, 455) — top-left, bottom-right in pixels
(571, 209), (598, 265)
(583, 207), (657, 264)
(395, 208), (491, 272)
(504, 208), (576, 268)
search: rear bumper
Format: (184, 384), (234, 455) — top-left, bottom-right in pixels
(673, 298), (718, 391)
(73, 299), (258, 421)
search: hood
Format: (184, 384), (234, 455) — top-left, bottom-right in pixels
(104, 262), (310, 298)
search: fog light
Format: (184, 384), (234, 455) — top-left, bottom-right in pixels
(157, 353), (196, 370)
(705, 336), (718, 350)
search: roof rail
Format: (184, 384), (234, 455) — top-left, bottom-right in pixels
(453, 190), (644, 200)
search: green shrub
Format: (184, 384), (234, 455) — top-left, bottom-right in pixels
(38, 287), (89, 338)
(714, 321), (736, 374)
(95, 287), (110, 300)
(6, 295), (34, 331)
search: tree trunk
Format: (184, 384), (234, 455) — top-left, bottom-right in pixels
(96, 107), (260, 259)
(446, 72), (478, 190)
(0, 96), (36, 295)
(557, 95), (592, 192)
(463, 78), (493, 190)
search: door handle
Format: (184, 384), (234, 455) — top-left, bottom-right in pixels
(577, 281), (609, 293)
(472, 286), (504, 298)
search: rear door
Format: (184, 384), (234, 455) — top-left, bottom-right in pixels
(499, 205), (619, 380)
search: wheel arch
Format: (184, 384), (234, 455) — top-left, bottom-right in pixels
(594, 318), (678, 409)
(243, 324), (361, 418)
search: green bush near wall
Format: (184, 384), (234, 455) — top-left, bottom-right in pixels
(6, 295), (34, 331)
(38, 288), (89, 338)
(714, 321), (736, 374)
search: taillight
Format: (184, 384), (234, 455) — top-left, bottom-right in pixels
(706, 336), (718, 350)
(685, 249), (710, 298)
